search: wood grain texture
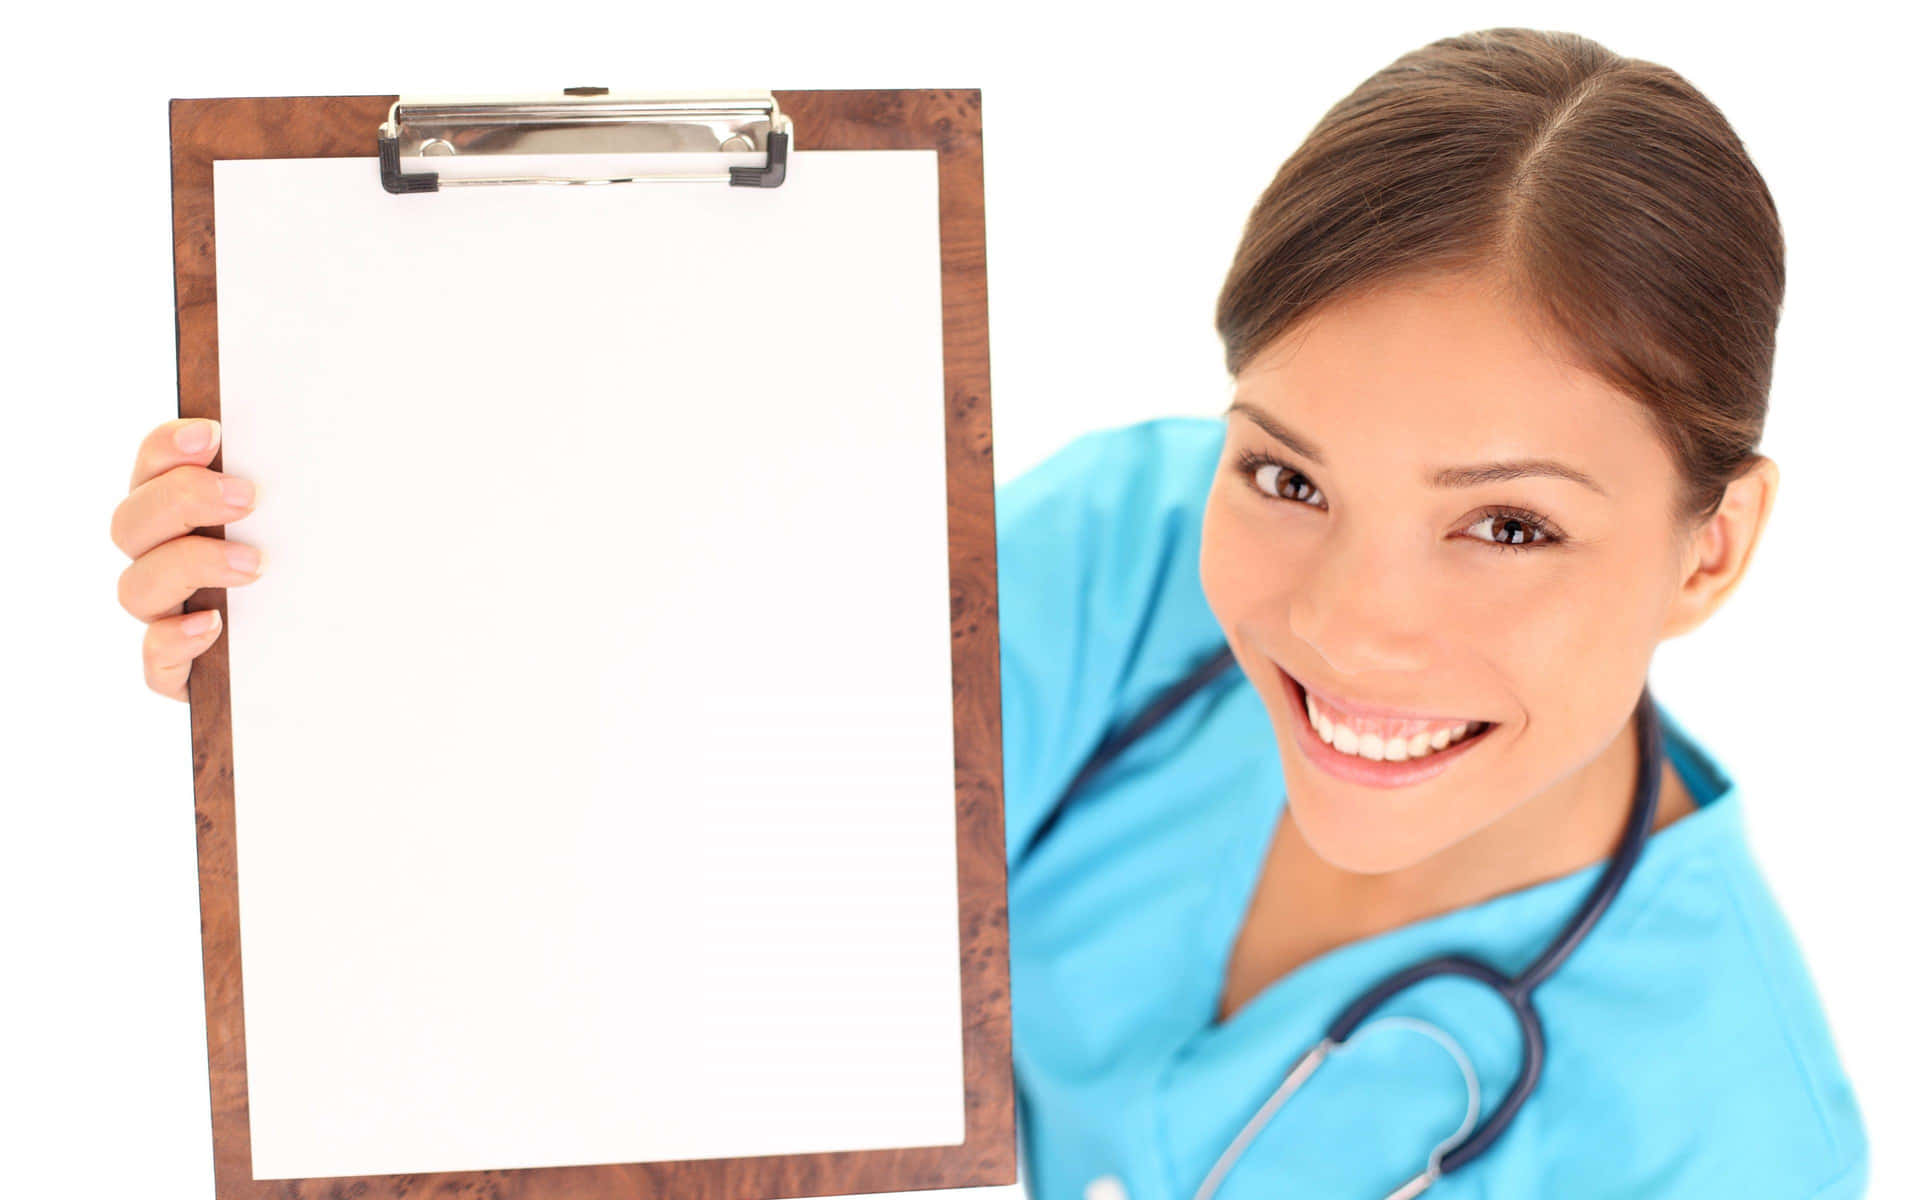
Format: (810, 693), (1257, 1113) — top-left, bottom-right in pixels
(170, 89), (1011, 1200)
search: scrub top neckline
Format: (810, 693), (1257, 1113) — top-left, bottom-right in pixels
(1169, 692), (1743, 1065)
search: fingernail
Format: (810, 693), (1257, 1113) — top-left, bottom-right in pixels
(176, 420), (219, 453)
(185, 610), (221, 636)
(220, 476), (255, 508)
(226, 543), (262, 574)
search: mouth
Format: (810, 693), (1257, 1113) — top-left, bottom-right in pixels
(1275, 662), (1499, 790)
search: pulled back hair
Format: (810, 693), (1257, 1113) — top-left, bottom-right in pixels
(1214, 27), (1784, 529)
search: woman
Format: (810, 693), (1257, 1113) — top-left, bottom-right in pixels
(111, 26), (1865, 1200)
(995, 27), (1865, 1200)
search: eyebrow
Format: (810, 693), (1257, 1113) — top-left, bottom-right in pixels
(1223, 400), (1610, 498)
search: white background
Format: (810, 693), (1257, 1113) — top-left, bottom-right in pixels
(7, 2), (1912, 1198)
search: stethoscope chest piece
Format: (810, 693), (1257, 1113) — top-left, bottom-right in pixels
(1083, 1172), (1129, 1200)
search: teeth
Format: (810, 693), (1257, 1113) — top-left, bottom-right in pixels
(1304, 689), (1485, 762)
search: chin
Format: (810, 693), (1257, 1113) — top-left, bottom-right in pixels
(1286, 788), (1445, 874)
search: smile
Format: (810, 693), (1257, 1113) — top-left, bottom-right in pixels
(1276, 662), (1499, 789)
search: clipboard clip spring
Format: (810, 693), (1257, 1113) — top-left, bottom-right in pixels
(378, 88), (792, 193)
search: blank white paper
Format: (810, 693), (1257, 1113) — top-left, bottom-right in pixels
(210, 148), (965, 1182)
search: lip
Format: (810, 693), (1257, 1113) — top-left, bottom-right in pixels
(1275, 660), (1497, 789)
(1290, 675), (1483, 726)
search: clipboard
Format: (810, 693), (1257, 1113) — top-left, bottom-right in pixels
(168, 88), (1013, 1200)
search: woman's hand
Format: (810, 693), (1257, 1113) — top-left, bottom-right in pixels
(110, 418), (265, 701)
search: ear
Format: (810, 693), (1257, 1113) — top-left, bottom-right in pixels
(1662, 455), (1780, 639)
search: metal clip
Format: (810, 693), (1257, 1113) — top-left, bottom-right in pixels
(376, 88), (792, 193)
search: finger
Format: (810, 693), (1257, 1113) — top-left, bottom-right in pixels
(117, 532), (266, 624)
(110, 462), (257, 561)
(130, 417), (223, 494)
(144, 608), (224, 702)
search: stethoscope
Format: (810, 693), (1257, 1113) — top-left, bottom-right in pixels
(1011, 643), (1664, 1200)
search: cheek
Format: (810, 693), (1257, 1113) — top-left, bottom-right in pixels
(1447, 569), (1583, 698)
(1199, 488), (1306, 620)
(1451, 554), (1665, 719)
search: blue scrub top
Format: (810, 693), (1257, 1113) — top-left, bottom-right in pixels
(996, 416), (1869, 1200)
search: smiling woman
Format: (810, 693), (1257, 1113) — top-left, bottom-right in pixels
(999, 25), (1867, 1200)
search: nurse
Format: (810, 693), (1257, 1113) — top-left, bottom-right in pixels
(998, 27), (1868, 1200)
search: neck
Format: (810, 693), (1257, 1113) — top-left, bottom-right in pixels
(1278, 707), (1698, 928)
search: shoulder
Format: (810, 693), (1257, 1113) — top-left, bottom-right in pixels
(1534, 790), (1870, 1197)
(993, 414), (1227, 667)
(1663, 716), (1868, 1193)
(1693, 841), (1870, 1197)
(994, 416), (1231, 866)
(995, 415), (1225, 541)
(994, 414), (1225, 674)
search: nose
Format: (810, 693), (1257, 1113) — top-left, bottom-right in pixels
(1286, 526), (1432, 678)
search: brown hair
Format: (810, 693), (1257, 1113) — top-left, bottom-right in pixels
(1214, 27), (1783, 529)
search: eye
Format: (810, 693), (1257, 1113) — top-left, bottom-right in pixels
(1461, 508), (1566, 553)
(1234, 448), (1568, 554)
(1235, 448), (1325, 508)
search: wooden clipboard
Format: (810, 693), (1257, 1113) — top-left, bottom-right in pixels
(168, 88), (1013, 1200)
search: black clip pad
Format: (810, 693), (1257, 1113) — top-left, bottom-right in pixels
(378, 133), (440, 195)
(729, 130), (789, 188)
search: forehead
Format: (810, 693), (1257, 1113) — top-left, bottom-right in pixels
(1233, 271), (1658, 469)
